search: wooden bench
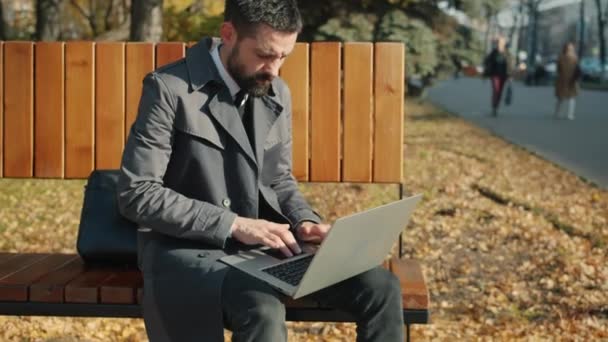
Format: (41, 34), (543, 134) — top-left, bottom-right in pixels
(0, 41), (429, 340)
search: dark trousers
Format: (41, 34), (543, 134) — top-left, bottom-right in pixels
(491, 76), (508, 109)
(222, 266), (404, 342)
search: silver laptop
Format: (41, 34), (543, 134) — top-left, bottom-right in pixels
(220, 194), (422, 299)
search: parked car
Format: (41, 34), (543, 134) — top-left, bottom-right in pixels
(579, 57), (608, 82)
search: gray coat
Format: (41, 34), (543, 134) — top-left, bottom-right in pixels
(117, 37), (321, 340)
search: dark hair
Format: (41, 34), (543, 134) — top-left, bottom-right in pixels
(224, 0), (302, 37)
(562, 41), (575, 54)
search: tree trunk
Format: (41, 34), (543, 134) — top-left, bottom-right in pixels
(526, 0), (540, 83)
(508, 1), (524, 58)
(130, 0), (164, 42)
(578, 0), (585, 58)
(0, 1), (6, 40)
(36, 0), (65, 41)
(595, 0), (606, 78)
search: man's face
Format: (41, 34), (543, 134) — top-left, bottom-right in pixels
(225, 24), (297, 97)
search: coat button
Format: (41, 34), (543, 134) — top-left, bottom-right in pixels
(222, 198), (231, 208)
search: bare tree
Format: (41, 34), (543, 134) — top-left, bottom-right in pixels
(70, 0), (100, 36)
(0, 1), (6, 40)
(66, 0), (128, 38)
(508, 0), (525, 57)
(36, 0), (65, 40)
(578, 0), (586, 58)
(525, 0), (544, 83)
(595, 0), (607, 78)
(130, 0), (163, 42)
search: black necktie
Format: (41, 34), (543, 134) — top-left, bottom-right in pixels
(235, 90), (248, 118)
(235, 90), (255, 157)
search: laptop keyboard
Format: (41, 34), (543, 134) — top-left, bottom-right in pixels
(261, 254), (314, 286)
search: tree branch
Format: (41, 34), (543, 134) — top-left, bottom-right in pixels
(70, 0), (90, 19)
(104, 0), (114, 31)
(70, 0), (98, 36)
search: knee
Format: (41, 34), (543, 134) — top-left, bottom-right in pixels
(362, 268), (402, 304)
(247, 297), (285, 327)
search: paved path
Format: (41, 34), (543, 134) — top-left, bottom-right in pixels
(427, 78), (608, 189)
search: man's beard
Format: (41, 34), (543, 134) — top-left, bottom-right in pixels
(227, 45), (273, 97)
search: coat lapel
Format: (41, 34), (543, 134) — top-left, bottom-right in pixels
(253, 96), (283, 173)
(186, 38), (285, 171)
(207, 90), (257, 166)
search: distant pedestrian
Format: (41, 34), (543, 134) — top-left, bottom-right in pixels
(483, 36), (514, 117)
(554, 42), (580, 120)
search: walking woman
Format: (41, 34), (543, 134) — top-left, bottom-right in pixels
(555, 42), (580, 120)
(483, 36), (513, 117)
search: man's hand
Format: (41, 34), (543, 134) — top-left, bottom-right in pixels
(230, 217), (301, 257)
(296, 221), (331, 244)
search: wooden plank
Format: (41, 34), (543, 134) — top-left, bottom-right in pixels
(0, 254), (48, 280)
(310, 42), (341, 182)
(343, 43), (373, 183)
(279, 43), (309, 182)
(156, 42), (185, 68)
(3, 42), (34, 177)
(0, 254), (76, 301)
(0, 253), (19, 267)
(65, 268), (115, 303)
(95, 42), (125, 169)
(35, 42), (65, 178)
(0, 42), (3, 178)
(125, 43), (154, 140)
(373, 43), (404, 183)
(100, 270), (141, 304)
(390, 258), (429, 311)
(65, 42), (95, 179)
(30, 257), (86, 302)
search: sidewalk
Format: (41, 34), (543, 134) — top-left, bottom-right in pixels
(427, 77), (608, 189)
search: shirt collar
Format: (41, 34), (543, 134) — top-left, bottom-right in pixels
(210, 42), (247, 103)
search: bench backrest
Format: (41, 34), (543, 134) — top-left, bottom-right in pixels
(0, 41), (404, 183)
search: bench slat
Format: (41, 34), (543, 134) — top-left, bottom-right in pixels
(0, 254), (76, 301)
(125, 43), (155, 141)
(99, 269), (141, 304)
(343, 43), (373, 182)
(65, 268), (115, 303)
(0, 42), (3, 177)
(29, 256), (85, 302)
(3, 41), (34, 178)
(390, 257), (429, 311)
(310, 42), (341, 182)
(156, 42), (185, 68)
(65, 42), (95, 178)
(34, 42), (65, 178)
(0, 254), (48, 279)
(279, 43), (310, 182)
(0, 253), (19, 265)
(95, 43), (126, 170)
(373, 43), (405, 183)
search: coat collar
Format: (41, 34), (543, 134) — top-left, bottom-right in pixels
(186, 37), (278, 98)
(187, 38), (284, 171)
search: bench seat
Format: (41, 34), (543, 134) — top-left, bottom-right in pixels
(0, 253), (428, 325)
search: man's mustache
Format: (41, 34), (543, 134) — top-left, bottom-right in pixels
(255, 73), (274, 82)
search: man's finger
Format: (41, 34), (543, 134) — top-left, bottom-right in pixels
(261, 236), (280, 249)
(312, 224), (330, 238)
(267, 233), (293, 258)
(300, 234), (322, 243)
(276, 229), (301, 255)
